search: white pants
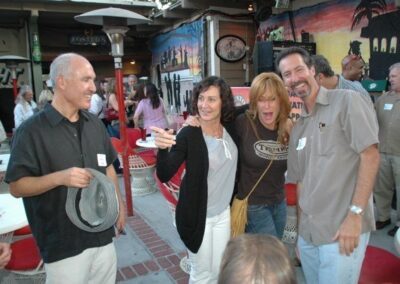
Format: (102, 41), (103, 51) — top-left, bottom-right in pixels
(188, 207), (230, 284)
(45, 242), (117, 284)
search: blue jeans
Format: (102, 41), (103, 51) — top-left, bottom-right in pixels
(245, 200), (287, 238)
(298, 233), (370, 284)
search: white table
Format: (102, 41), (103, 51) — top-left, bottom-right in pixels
(0, 153), (10, 173)
(0, 193), (28, 235)
(136, 137), (157, 149)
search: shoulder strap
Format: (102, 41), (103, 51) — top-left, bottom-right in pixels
(245, 111), (261, 140)
(244, 158), (273, 200)
(244, 110), (274, 200)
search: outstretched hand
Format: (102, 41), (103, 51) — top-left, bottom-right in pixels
(150, 126), (176, 149)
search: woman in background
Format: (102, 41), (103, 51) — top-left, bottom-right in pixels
(235, 72), (292, 238)
(133, 82), (168, 130)
(14, 85), (38, 129)
(89, 79), (107, 125)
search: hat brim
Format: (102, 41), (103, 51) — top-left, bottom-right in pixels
(66, 168), (119, 232)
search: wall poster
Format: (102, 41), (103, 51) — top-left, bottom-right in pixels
(150, 19), (204, 114)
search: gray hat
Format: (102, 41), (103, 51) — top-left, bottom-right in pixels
(66, 168), (119, 232)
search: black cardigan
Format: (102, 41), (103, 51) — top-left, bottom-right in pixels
(156, 122), (238, 253)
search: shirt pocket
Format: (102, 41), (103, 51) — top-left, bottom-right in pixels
(317, 124), (342, 156)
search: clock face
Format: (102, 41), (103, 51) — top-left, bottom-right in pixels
(215, 35), (247, 62)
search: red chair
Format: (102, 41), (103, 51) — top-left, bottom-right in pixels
(359, 245), (400, 284)
(126, 128), (142, 149)
(282, 183), (298, 247)
(126, 128), (156, 156)
(153, 163), (190, 274)
(111, 137), (157, 196)
(285, 183), (297, 206)
(5, 237), (45, 283)
(154, 163), (185, 215)
(13, 225), (32, 236)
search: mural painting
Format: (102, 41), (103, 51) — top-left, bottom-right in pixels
(258, 0), (397, 73)
(257, 0), (398, 116)
(150, 19), (204, 114)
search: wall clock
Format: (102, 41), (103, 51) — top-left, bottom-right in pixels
(215, 35), (247, 62)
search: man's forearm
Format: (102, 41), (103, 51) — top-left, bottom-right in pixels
(351, 144), (380, 209)
(10, 172), (63, 198)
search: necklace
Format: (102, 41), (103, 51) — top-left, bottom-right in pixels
(202, 124), (223, 139)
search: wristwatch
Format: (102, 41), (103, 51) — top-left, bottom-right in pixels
(349, 205), (364, 215)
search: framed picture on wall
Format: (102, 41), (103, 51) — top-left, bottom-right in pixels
(215, 35), (247, 62)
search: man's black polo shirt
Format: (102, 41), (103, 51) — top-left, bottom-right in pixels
(5, 104), (117, 263)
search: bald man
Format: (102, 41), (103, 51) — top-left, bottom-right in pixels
(341, 54), (365, 81)
(6, 53), (125, 283)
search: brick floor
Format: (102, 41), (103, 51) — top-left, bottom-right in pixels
(117, 213), (188, 283)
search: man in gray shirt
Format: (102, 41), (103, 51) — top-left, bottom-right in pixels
(276, 47), (379, 284)
(374, 62), (400, 237)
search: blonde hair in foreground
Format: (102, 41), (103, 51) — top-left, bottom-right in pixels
(218, 234), (296, 284)
(248, 72), (291, 145)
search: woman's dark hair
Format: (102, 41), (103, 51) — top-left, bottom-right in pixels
(133, 83), (145, 101)
(191, 76), (235, 124)
(95, 79), (107, 100)
(145, 82), (161, 109)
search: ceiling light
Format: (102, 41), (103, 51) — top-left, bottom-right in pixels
(130, 60), (136, 65)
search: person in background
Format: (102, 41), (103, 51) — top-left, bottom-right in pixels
(276, 47), (379, 284)
(89, 79), (107, 125)
(0, 173), (12, 269)
(341, 54), (365, 82)
(312, 54), (371, 100)
(107, 78), (135, 122)
(14, 85), (38, 129)
(38, 84), (54, 110)
(125, 74), (138, 97)
(151, 76), (238, 283)
(218, 234), (296, 284)
(5, 53), (125, 283)
(235, 72), (292, 238)
(374, 62), (400, 237)
(134, 83), (168, 130)
(126, 83), (145, 127)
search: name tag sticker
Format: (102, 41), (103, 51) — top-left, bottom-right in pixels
(296, 137), (307, 150)
(97, 154), (107, 167)
(384, 104), (393, 110)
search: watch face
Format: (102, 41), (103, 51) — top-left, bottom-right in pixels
(215, 35), (247, 62)
(350, 205), (363, 215)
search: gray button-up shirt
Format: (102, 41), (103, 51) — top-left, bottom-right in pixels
(375, 91), (400, 155)
(287, 87), (379, 245)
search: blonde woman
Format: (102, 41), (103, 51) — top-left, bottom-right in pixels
(235, 72), (292, 238)
(14, 85), (37, 128)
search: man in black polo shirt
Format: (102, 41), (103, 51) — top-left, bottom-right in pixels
(5, 53), (126, 283)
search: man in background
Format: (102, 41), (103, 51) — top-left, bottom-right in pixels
(312, 54), (371, 100)
(341, 54), (365, 81)
(374, 62), (400, 237)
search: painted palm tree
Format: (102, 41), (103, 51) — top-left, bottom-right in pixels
(351, 0), (387, 30)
